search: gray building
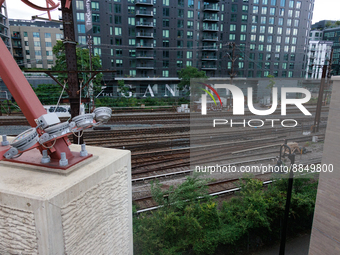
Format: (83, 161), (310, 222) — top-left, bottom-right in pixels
(9, 19), (63, 69)
(72, 0), (313, 79)
(323, 26), (340, 76)
(0, 1), (11, 53)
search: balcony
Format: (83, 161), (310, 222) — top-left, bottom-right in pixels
(203, 4), (220, 11)
(202, 35), (218, 41)
(136, 21), (154, 27)
(136, 0), (153, 5)
(136, 64), (155, 69)
(14, 53), (24, 58)
(202, 45), (218, 51)
(203, 25), (219, 32)
(136, 43), (154, 48)
(137, 54), (154, 59)
(202, 54), (217, 60)
(203, 15), (219, 22)
(136, 10), (153, 16)
(201, 64), (217, 70)
(136, 32), (154, 38)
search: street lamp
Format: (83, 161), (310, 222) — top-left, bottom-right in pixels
(275, 140), (295, 255)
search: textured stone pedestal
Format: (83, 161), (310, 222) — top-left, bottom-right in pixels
(0, 143), (132, 255)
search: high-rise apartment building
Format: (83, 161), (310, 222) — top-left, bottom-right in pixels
(72, 0), (314, 79)
(305, 40), (333, 79)
(9, 19), (63, 69)
(0, 1), (12, 53)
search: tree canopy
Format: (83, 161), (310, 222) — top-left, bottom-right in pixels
(177, 66), (208, 91)
(52, 40), (103, 95)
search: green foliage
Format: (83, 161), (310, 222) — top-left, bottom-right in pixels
(117, 80), (130, 98)
(266, 74), (276, 89)
(134, 175), (318, 254)
(52, 40), (103, 95)
(31, 83), (68, 105)
(325, 21), (332, 28)
(178, 66), (208, 92)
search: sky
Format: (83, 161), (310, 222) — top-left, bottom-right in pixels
(4, 0), (340, 24)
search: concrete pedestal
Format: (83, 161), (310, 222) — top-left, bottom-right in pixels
(0, 143), (132, 255)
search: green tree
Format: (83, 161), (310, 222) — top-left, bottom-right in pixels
(177, 66), (208, 92)
(335, 21), (340, 27)
(117, 80), (130, 98)
(325, 21), (332, 28)
(31, 83), (68, 105)
(52, 40), (103, 96)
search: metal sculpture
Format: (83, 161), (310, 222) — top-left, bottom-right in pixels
(0, 1), (111, 169)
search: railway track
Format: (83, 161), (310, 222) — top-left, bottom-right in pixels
(0, 106), (329, 126)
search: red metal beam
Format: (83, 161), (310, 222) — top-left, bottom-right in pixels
(20, 0), (59, 11)
(0, 38), (46, 127)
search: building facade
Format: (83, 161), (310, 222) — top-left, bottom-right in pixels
(0, 1), (11, 53)
(72, 0), (314, 79)
(305, 40), (333, 79)
(322, 27), (340, 76)
(9, 19), (63, 69)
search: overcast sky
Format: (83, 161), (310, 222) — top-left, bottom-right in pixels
(4, 0), (340, 24)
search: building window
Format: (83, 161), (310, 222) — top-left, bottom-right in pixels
(116, 59), (123, 67)
(163, 40), (169, 47)
(33, 32), (40, 38)
(115, 27), (122, 36)
(163, 30), (170, 37)
(77, 13), (85, 22)
(163, 8), (169, 16)
(163, 19), (169, 27)
(128, 6), (135, 14)
(187, 21), (193, 29)
(187, 41), (193, 49)
(44, 33), (51, 38)
(162, 70), (169, 77)
(188, 10), (194, 18)
(187, 31), (193, 39)
(93, 36), (101, 45)
(115, 38), (122, 45)
(34, 41), (41, 47)
(231, 14), (237, 22)
(46, 41), (52, 47)
(35, 50), (41, 56)
(128, 17), (135, 25)
(76, 0), (84, 10)
(93, 25), (101, 34)
(91, 2), (99, 11)
(242, 15), (248, 22)
(163, 0), (169, 5)
(77, 24), (85, 33)
(129, 39), (135, 45)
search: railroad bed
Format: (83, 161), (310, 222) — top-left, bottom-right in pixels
(0, 105), (329, 126)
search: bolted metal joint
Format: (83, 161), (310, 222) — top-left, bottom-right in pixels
(80, 144), (88, 157)
(1, 135), (9, 146)
(59, 152), (68, 166)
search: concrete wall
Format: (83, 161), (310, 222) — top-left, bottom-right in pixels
(0, 143), (132, 255)
(309, 76), (340, 254)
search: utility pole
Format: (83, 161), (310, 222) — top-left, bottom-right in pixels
(87, 35), (94, 112)
(226, 42), (238, 108)
(313, 48), (333, 133)
(61, 0), (83, 144)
